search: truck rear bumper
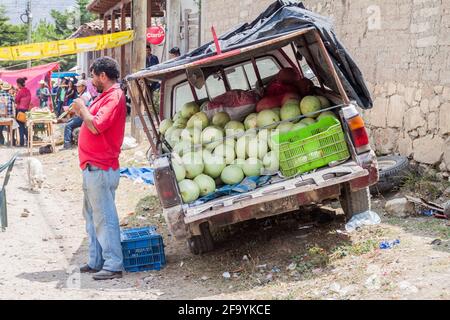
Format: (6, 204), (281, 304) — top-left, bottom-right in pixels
(183, 158), (376, 228)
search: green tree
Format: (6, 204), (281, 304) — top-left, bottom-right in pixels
(0, 5), (28, 68)
(0, 6), (27, 46)
(32, 20), (59, 43)
(0, 1), (96, 70)
(51, 0), (95, 37)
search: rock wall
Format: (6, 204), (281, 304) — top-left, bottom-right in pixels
(201, 0), (450, 170)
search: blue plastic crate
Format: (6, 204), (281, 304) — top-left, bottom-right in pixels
(120, 226), (166, 272)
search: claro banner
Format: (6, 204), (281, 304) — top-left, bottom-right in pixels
(0, 30), (135, 61)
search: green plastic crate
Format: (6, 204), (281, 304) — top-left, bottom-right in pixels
(271, 116), (350, 177)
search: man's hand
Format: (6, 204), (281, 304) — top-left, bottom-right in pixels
(71, 98), (86, 115)
(72, 97), (98, 135)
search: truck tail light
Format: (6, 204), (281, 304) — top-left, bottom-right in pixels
(343, 105), (371, 154)
(154, 158), (182, 208)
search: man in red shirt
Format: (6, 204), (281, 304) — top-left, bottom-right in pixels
(72, 57), (126, 280)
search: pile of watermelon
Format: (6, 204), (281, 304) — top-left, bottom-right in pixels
(158, 67), (339, 204)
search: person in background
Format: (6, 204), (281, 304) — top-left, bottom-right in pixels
(36, 80), (50, 108)
(0, 81), (15, 146)
(71, 56), (126, 280)
(65, 79), (77, 107)
(62, 80), (92, 150)
(86, 75), (98, 100)
(81, 73), (87, 80)
(15, 77), (31, 147)
(9, 85), (17, 97)
(145, 45), (159, 68)
(146, 45), (161, 91)
(55, 78), (68, 116)
(119, 79), (132, 116)
(51, 80), (59, 95)
(169, 47), (181, 59)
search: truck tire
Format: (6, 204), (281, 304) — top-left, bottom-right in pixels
(339, 184), (371, 220)
(370, 155), (410, 194)
(187, 222), (214, 255)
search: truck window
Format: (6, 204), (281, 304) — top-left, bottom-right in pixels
(205, 72), (226, 98)
(174, 82), (208, 114)
(256, 57), (280, 80)
(243, 57), (281, 89)
(179, 56), (281, 104)
(226, 66), (251, 91)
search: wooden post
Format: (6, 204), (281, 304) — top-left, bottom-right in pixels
(131, 0), (148, 142)
(111, 11), (116, 59)
(103, 14), (108, 56)
(120, 2), (126, 78)
(147, 0), (152, 28)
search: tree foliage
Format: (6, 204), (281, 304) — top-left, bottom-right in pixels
(0, 6), (27, 46)
(0, 0), (96, 70)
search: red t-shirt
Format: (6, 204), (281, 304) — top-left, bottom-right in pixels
(78, 83), (126, 171)
(15, 87), (31, 111)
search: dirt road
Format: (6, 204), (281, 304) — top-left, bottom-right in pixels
(1, 142), (449, 300)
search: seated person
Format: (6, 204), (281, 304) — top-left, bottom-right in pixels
(62, 80), (92, 149)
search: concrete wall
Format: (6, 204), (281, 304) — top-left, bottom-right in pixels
(201, 0), (450, 170)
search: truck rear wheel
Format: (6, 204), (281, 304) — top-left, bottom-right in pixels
(339, 184), (371, 220)
(187, 222), (214, 255)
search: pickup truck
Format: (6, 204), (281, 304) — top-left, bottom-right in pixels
(125, 2), (379, 254)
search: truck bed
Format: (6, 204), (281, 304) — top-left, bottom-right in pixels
(183, 159), (367, 224)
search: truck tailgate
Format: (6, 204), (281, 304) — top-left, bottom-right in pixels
(183, 160), (367, 224)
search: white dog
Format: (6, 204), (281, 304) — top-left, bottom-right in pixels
(27, 157), (46, 192)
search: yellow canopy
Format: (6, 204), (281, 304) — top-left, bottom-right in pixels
(0, 30), (134, 61)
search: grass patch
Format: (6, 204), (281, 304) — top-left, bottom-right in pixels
(125, 195), (163, 229)
(288, 238), (378, 277)
(330, 239), (378, 260)
(385, 216), (450, 240)
(290, 245), (332, 276)
(401, 171), (449, 201)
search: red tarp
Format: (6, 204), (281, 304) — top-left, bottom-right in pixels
(0, 62), (60, 110)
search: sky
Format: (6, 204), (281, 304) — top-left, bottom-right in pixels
(1, 0), (77, 25)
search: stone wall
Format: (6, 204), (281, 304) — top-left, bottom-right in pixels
(201, 0), (450, 170)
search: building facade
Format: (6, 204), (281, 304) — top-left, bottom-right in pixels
(200, 0), (450, 170)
